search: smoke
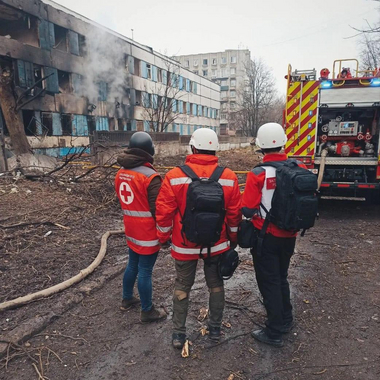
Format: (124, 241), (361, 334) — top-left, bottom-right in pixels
(78, 27), (129, 107)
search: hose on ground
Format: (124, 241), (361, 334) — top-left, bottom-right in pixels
(0, 229), (124, 313)
(317, 149), (328, 191)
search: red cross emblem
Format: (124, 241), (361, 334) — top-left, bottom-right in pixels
(119, 182), (134, 205)
(273, 140), (276, 144)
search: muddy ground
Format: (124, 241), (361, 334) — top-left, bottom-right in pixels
(1, 147), (379, 380)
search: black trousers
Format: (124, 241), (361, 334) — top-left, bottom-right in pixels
(251, 233), (296, 338)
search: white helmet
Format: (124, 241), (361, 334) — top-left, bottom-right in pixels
(189, 128), (219, 151)
(256, 122), (287, 149)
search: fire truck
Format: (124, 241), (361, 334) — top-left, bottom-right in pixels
(284, 59), (380, 201)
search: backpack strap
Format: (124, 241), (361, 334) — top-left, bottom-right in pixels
(256, 203), (270, 257)
(179, 165), (200, 181)
(209, 166), (225, 182)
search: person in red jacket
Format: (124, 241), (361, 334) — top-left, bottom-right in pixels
(242, 122), (305, 347)
(115, 131), (166, 323)
(156, 128), (241, 349)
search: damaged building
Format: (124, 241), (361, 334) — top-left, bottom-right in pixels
(0, 0), (221, 157)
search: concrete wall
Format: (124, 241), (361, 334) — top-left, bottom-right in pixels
(96, 136), (250, 165)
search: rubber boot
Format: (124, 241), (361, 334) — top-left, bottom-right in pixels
(208, 289), (225, 341)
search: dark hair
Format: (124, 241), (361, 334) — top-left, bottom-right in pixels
(196, 149), (216, 155)
(191, 146), (216, 155)
(261, 147), (282, 154)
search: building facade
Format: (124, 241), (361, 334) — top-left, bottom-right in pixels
(0, 0), (220, 157)
(175, 49), (251, 134)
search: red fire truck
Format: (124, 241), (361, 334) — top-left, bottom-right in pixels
(284, 59), (380, 201)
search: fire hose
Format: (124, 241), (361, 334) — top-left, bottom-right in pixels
(317, 149), (328, 190)
(0, 230), (124, 312)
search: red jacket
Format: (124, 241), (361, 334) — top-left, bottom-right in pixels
(156, 154), (241, 261)
(115, 164), (161, 254)
(242, 153), (306, 238)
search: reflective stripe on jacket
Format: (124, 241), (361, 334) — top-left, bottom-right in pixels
(115, 164), (161, 254)
(155, 154), (242, 261)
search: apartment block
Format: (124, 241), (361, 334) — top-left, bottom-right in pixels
(175, 49), (251, 134)
(0, 0), (220, 157)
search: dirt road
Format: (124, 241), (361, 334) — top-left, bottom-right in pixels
(1, 149), (380, 380)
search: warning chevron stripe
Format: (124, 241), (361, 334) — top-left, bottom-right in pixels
(286, 126), (316, 152)
(286, 84), (320, 126)
(293, 137), (316, 156)
(286, 81), (319, 117)
(286, 104), (317, 138)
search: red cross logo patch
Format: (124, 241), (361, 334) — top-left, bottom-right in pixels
(119, 182), (134, 205)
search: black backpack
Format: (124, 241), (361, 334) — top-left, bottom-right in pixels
(179, 165), (226, 259)
(256, 160), (318, 254)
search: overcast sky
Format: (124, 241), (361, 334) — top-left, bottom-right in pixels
(56, 0), (379, 95)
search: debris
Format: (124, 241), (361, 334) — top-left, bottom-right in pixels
(313, 368), (327, 375)
(44, 231), (52, 238)
(222, 321), (232, 328)
(24, 342), (31, 347)
(181, 340), (190, 358)
(197, 307), (208, 322)
(227, 374), (235, 380)
(303, 300), (310, 304)
(200, 326), (208, 336)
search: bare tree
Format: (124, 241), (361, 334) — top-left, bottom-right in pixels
(234, 59), (278, 136)
(351, 5), (380, 70)
(141, 61), (185, 132)
(0, 64), (31, 155)
(359, 33), (380, 70)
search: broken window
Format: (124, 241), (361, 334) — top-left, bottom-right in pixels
(78, 34), (86, 56)
(23, 110), (38, 136)
(108, 118), (116, 131)
(146, 64), (152, 79)
(0, 5), (39, 47)
(41, 113), (53, 136)
(125, 55), (135, 75)
(117, 118), (126, 131)
(53, 24), (67, 52)
(134, 58), (140, 76)
(88, 116), (96, 135)
(33, 65), (42, 90)
(72, 73), (83, 95)
(135, 90), (142, 106)
(58, 70), (71, 93)
(61, 114), (73, 136)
